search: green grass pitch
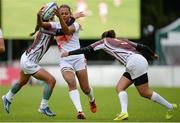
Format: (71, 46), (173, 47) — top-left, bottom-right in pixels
(2, 0), (140, 39)
(0, 85), (180, 122)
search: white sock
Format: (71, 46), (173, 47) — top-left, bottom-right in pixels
(87, 87), (95, 102)
(151, 91), (173, 110)
(118, 91), (128, 113)
(69, 89), (82, 112)
(5, 90), (14, 102)
(40, 98), (48, 109)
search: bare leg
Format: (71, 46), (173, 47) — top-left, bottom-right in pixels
(33, 68), (56, 108)
(136, 83), (173, 110)
(114, 75), (133, 120)
(2, 71), (30, 113)
(5, 70), (31, 102)
(76, 69), (94, 101)
(116, 75), (133, 113)
(33, 68), (56, 100)
(33, 68), (56, 116)
(76, 68), (96, 113)
(62, 70), (77, 91)
(62, 70), (83, 113)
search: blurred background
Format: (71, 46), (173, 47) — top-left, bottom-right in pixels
(0, 0), (180, 87)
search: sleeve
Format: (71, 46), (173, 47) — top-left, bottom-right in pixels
(68, 40), (104, 55)
(69, 45), (95, 55)
(127, 40), (138, 48)
(136, 43), (155, 57)
(90, 40), (104, 51)
(127, 39), (155, 56)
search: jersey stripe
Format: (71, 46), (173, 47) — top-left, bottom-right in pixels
(26, 30), (53, 63)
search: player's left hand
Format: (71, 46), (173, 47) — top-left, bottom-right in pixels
(53, 8), (60, 18)
(73, 12), (86, 19)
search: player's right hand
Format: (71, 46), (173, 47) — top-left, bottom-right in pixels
(61, 51), (69, 57)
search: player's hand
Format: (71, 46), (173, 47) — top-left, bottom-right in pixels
(73, 12), (86, 19)
(151, 53), (158, 60)
(38, 6), (45, 16)
(54, 8), (61, 18)
(61, 51), (69, 57)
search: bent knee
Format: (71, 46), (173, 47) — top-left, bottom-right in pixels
(116, 85), (126, 93)
(47, 77), (56, 86)
(138, 91), (152, 98)
(66, 79), (76, 89)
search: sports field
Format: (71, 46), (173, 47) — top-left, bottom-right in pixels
(2, 0), (140, 39)
(0, 86), (179, 122)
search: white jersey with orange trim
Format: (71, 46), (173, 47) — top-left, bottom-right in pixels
(25, 29), (54, 63)
(91, 38), (138, 65)
(0, 29), (3, 38)
(50, 21), (84, 60)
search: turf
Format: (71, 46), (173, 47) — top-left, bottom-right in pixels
(0, 85), (180, 122)
(2, 0), (140, 39)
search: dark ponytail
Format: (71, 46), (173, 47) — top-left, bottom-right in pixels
(101, 30), (116, 39)
(29, 25), (39, 36)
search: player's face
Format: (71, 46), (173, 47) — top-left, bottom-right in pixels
(59, 7), (71, 22)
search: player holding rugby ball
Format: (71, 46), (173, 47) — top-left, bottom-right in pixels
(1, 2), (84, 117)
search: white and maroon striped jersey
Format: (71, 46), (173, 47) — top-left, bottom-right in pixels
(26, 29), (54, 63)
(91, 38), (138, 65)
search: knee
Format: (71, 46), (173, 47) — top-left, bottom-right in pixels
(66, 79), (76, 90)
(138, 90), (152, 99)
(47, 77), (56, 87)
(115, 84), (124, 93)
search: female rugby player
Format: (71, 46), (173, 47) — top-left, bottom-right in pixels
(2, 6), (79, 117)
(61, 30), (177, 120)
(53, 4), (97, 119)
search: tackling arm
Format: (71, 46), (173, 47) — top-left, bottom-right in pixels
(69, 45), (95, 55)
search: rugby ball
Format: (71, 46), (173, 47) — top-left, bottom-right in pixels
(42, 2), (58, 21)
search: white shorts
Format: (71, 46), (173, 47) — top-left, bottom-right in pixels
(126, 54), (148, 79)
(20, 52), (41, 74)
(59, 56), (87, 72)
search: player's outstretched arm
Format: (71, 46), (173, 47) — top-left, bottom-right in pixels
(61, 45), (95, 57)
(136, 43), (158, 60)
